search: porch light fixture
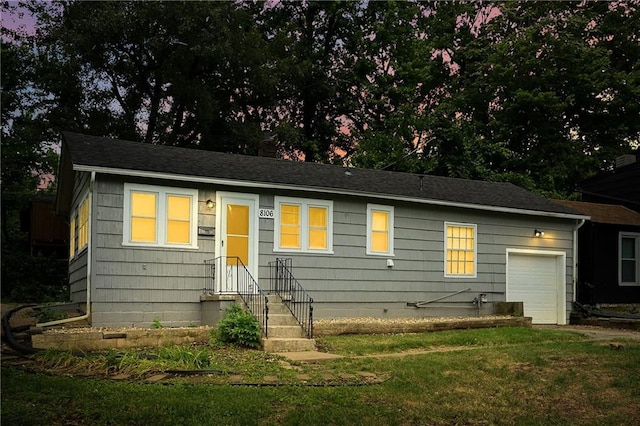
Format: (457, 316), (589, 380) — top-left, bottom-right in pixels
(534, 229), (544, 237)
(206, 199), (214, 210)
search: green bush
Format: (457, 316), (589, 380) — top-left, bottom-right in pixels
(215, 303), (262, 349)
(31, 306), (67, 323)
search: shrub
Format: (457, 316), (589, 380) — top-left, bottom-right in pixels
(31, 306), (67, 323)
(216, 303), (262, 349)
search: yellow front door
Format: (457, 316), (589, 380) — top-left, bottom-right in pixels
(226, 204), (249, 267)
(216, 193), (259, 293)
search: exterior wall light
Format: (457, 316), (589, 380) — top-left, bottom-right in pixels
(206, 199), (214, 210)
(534, 229), (544, 237)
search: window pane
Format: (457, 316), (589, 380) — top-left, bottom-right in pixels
(167, 220), (190, 244)
(309, 206), (327, 250)
(281, 204), (300, 225)
(227, 235), (249, 266)
(622, 237), (635, 259)
(280, 204), (301, 249)
(622, 260), (636, 282)
(280, 232), (300, 249)
(450, 236), (460, 250)
(372, 211), (388, 232)
(226, 204), (249, 236)
(372, 231), (388, 252)
(168, 195), (190, 220)
(465, 261), (475, 274)
(309, 229), (327, 250)
(132, 192), (156, 217)
(132, 217), (156, 242)
(309, 207), (327, 227)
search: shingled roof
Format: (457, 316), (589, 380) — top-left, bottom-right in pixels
(58, 132), (585, 219)
(553, 200), (640, 226)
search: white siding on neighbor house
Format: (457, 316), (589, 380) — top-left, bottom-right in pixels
(257, 193), (575, 322)
(90, 176), (216, 327)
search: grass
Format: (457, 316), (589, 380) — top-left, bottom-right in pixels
(3, 327), (640, 425)
(315, 326), (587, 355)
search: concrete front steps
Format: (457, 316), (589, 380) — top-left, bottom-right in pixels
(262, 295), (315, 352)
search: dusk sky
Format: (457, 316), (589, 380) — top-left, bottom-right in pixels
(2, 3), (37, 39)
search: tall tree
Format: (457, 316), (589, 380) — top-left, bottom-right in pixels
(27, 0), (275, 151)
(258, 1), (366, 162)
(349, 1), (640, 196)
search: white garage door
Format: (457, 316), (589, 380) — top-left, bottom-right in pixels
(507, 251), (565, 324)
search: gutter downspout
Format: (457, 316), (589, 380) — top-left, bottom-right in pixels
(37, 171), (95, 327)
(572, 218), (586, 303)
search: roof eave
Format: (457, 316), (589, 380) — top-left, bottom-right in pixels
(73, 164), (589, 221)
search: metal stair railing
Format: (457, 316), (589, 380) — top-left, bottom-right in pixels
(203, 257), (269, 337)
(268, 258), (313, 338)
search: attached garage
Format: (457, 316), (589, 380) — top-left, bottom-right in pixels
(506, 249), (567, 325)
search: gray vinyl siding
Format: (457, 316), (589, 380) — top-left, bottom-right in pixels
(90, 176), (215, 327)
(69, 172), (90, 303)
(257, 194), (576, 322)
(85, 177), (576, 326)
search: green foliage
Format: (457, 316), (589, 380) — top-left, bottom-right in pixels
(157, 345), (212, 370)
(151, 318), (163, 329)
(216, 303), (262, 349)
(208, 328), (226, 349)
(31, 307), (67, 323)
(1, 245), (69, 302)
(3, 0), (639, 201)
(1, 37), (67, 303)
(316, 327), (587, 356)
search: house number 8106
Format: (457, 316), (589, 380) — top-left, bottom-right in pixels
(259, 208), (275, 219)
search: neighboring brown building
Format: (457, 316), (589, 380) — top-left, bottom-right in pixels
(554, 200), (640, 304)
(26, 195), (69, 257)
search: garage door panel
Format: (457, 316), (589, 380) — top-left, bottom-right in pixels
(507, 252), (564, 325)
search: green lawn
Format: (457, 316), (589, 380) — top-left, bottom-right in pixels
(3, 327), (640, 425)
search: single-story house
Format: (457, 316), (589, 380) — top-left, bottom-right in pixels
(55, 132), (587, 328)
(554, 200), (640, 304)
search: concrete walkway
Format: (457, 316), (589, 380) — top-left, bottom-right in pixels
(273, 351), (343, 362)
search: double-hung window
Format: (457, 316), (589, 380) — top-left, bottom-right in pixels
(620, 233), (640, 286)
(77, 197), (89, 251)
(69, 194), (89, 259)
(444, 222), (477, 278)
(274, 196), (333, 253)
(123, 183), (198, 249)
(367, 204), (394, 256)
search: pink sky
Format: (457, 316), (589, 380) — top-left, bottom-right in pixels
(1, 3), (37, 40)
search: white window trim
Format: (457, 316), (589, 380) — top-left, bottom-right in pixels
(274, 196), (333, 254)
(444, 221), (478, 278)
(366, 204), (394, 256)
(123, 183), (199, 249)
(619, 232), (640, 286)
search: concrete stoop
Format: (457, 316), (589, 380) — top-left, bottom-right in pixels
(262, 337), (316, 352)
(262, 295), (315, 353)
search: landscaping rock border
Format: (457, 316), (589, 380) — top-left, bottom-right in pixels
(313, 315), (531, 336)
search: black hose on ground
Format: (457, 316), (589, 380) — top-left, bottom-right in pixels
(2, 304), (42, 354)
